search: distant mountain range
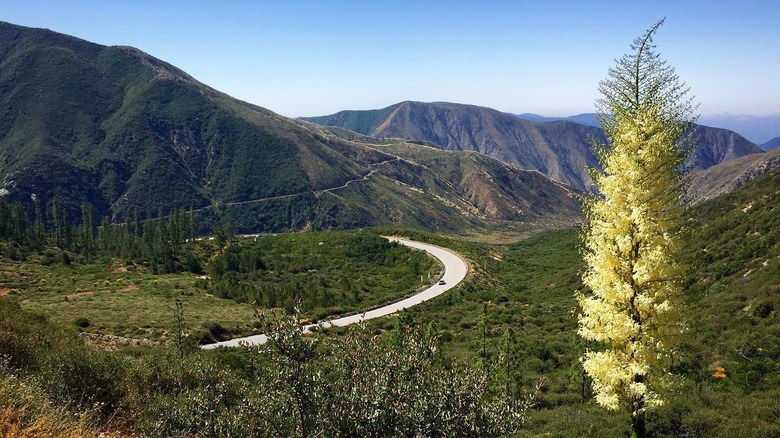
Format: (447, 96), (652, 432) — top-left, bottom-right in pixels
(698, 114), (780, 146)
(302, 102), (764, 192)
(516, 112), (780, 148)
(1, 20), (772, 235)
(762, 137), (780, 151)
(0, 21), (582, 233)
(515, 113), (600, 126)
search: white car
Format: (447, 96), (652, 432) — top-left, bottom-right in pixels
(438, 279), (446, 285)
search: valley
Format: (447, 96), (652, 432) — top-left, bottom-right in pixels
(0, 18), (779, 438)
(2, 166), (778, 436)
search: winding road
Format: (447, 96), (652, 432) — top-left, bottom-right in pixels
(201, 237), (468, 349)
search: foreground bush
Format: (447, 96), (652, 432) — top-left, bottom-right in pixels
(131, 314), (535, 437)
(0, 299), (533, 437)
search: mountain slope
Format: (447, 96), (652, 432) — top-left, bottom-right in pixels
(0, 21), (369, 218)
(688, 147), (780, 202)
(698, 113), (780, 145)
(515, 112), (600, 126)
(305, 102), (605, 191)
(762, 136), (780, 151)
(303, 102), (764, 192)
(0, 21), (581, 233)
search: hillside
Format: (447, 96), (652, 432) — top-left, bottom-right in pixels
(0, 21), (581, 233)
(698, 113), (780, 145)
(762, 136), (780, 151)
(303, 102), (604, 191)
(1, 166), (778, 436)
(515, 112), (600, 126)
(302, 101), (764, 192)
(689, 147), (780, 202)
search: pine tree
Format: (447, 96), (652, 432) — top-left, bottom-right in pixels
(33, 197), (46, 246)
(80, 202), (96, 251)
(576, 19), (696, 438)
(11, 204), (27, 244)
(49, 198), (64, 247)
(0, 199), (10, 239)
(188, 207), (197, 241)
(99, 216), (112, 253)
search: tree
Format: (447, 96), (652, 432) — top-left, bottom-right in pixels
(576, 19), (696, 438)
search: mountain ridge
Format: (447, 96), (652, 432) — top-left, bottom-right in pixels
(688, 146), (780, 202)
(0, 21), (582, 233)
(762, 136), (780, 151)
(302, 101), (764, 192)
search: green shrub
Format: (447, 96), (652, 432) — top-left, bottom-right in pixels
(37, 346), (127, 418)
(74, 316), (91, 328)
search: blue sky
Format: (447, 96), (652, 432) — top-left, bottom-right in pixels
(1, 0), (778, 118)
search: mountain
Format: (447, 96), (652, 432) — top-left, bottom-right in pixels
(519, 113), (780, 146)
(0, 21), (582, 233)
(302, 102), (764, 192)
(515, 113), (600, 127)
(688, 147), (780, 202)
(304, 102), (605, 192)
(699, 114), (780, 145)
(691, 124), (765, 168)
(762, 136), (780, 151)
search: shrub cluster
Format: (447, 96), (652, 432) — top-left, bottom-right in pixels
(0, 300), (533, 436)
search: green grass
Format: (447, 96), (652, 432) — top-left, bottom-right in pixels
(0, 230), (439, 342)
(0, 254), (254, 341)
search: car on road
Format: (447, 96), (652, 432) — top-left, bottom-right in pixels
(438, 279), (446, 285)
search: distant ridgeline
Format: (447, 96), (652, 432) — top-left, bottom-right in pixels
(2, 22), (762, 235)
(301, 101), (765, 192)
(0, 21), (583, 234)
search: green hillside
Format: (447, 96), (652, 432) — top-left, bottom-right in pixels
(1, 166), (778, 435)
(0, 21), (582, 234)
(390, 167), (780, 436)
(300, 102), (405, 136)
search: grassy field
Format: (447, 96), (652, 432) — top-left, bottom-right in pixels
(0, 254), (257, 342)
(0, 230), (440, 343)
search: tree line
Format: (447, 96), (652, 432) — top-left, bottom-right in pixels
(0, 196), (197, 274)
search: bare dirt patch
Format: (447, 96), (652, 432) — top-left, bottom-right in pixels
(0, 288), (12, 297)
(66, 291), (94, 299)
(120, 285), (139, 292)
(1, 271), (18, 277)
(111, 265), (129, 274)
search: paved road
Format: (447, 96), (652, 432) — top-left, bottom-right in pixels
(201, 237), (468, 349)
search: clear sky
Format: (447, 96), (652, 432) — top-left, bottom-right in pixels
(1, 0), (778, 118)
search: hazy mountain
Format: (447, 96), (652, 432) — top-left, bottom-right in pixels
(762, 137), (780, 151)
(688, 147), (780, 202)
(303, 102), (764, 192)
(0, 21), (582, 233)
(515, 113), (600, 127)
(520, 113), (780, 146)
(699, 114), (780, 145)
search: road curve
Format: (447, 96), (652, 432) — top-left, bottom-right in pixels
(202, 237), (468, 349)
